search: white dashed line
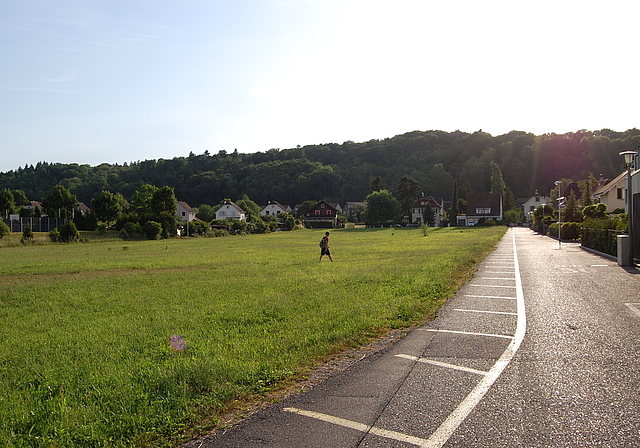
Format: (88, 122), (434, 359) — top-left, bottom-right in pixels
(283, 407), (431, 447)
(423, 328), (514, 340)
(395, 354), (488, 376)
(624, 303), (640, 318)
(464, 295), (516, 300)
(453, 308), (518, 316)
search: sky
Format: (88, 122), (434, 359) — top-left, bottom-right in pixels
(1, 0), (639, 173)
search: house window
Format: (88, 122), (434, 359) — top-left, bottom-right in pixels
(476, 207), (491, 214)
(265, 211), (270, 215)
(321, 203), (325, 208)
(182, 212), (186, 216)
(326, 210), (332, 215)
(315, 210), (320, 216)
(220, 211), (226, 216)
(617, 188), (623, 200)
(535, 197), (540, 202)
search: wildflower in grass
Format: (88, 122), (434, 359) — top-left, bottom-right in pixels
(170, 334), (185, 351)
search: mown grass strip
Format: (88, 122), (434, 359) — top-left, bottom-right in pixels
(0, 226), (506, 446)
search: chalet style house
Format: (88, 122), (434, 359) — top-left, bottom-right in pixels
(303, 200), (339, 228)
(458, 193), (503, 226)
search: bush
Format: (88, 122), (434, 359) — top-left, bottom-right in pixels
(123, 221), (143, 238)
(21, 223), (34, 244)
(49, 228), (61, 242)
(548, 222), (580, 240)
(60, 222), (80, 242)
(0, 221), (9, 239)
(96, 222), (108, 234)
(143, 221), (163, 240)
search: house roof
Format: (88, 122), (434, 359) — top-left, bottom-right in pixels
(593, 171), (627, 197)
(220, 201), (246, 214)
(178, 201), (195, 212)
(466, 193), (502, 216)
(411, 196), (443, 208)
(262, 201), (288, 211)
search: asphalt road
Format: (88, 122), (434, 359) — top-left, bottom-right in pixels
(187, 227), (640, 447)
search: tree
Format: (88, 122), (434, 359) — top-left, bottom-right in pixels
(0, 188), (15, 219)
(370, 176), (385, 192)
(21, 223), (34, 244)
(449, 181), (459, 225)
(562, 190), (581, 222)
(365, 189), (401, 225)
(196, 204), (217, 222)
(42, 185), (77, 219)
(503, 187), (516, 211)
(490, 162), (506, 195)
(423, 203), (435, 226)
(11, 189), (28, 207)
(92, 191), (124, 225)
(396, 175), (421, 218)
(131, 184), (159, 214)
(150, 186), (178, 216)
(59, 222), (80, 242)
(0, 221), (10, 239)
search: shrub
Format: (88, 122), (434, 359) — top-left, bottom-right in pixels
(96, 222), (108, 234)
(20, 223), (34, 244)
(0, 221), (9, 239)
(143, 221), (163, 240)
(548, 222), (580, 240)
(60, 222), (80, 242)
(49, 228), (61, 242)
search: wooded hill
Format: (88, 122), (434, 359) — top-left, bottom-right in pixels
(2, 129), (639, 208)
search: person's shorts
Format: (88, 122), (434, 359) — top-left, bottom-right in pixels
(321, 247), (331, 256)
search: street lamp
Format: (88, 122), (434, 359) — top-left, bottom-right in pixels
(620, 149), (637, 266)
(554, 181), (563, 249)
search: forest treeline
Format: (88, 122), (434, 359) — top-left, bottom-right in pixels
(2, 128), (639, 208)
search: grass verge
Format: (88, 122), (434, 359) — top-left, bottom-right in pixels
(0, 226), (506, 446)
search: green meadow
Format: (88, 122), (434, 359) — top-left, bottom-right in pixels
(0, 226), (506, 447)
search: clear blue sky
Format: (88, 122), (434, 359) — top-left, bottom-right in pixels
(2, 1), (638, 173)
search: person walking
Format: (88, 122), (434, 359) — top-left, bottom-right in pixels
(319, 231), (333, 262)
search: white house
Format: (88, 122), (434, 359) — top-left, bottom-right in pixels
(176, 201), (196, 222)
(593, 172), (627, 213)
(215, 201), (246, 221)
(410, 196), (444, 226)
(522, 192), (551, 222)
(260, 201), (290, 217)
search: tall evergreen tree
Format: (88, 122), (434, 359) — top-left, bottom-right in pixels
(396, 175), (421, 218)
(490, 162), (506, 195)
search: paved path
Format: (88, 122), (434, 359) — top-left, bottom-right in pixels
(189, 228), (640, 447)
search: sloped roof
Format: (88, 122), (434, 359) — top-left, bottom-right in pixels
(466, 193), (502, 215)
(411, 196), (443, 208)
(593, 171), (627, 197)
(178, 201), (195, 212)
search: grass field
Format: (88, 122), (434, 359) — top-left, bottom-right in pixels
(0, 226), (506, 447)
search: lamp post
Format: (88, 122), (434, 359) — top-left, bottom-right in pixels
(620, 149), (637, 266)
(554, 181), (562, 249)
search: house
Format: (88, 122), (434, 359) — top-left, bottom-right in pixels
(260, 201), (290, 217)
(24, 201), (44, 216)
(303, 200), (339, 228)
(592, 171), (627, 213)
(176, 201), (196, 222)
(410, 196), (444, 226)
(522, 191), (551, 222)
(77, 202), (91, 216)
(215, 201), (246, 221)
(459, 193), (503, 226)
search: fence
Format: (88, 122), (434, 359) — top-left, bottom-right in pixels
(3, 217), (67, 233)
(581, 227), (624, 257)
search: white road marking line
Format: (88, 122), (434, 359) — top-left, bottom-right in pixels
(283, 407), (431, 447)
(395, 354), (488, 376)
(624, 303), (640, 318)
(469, 284), (516, 288)
(464, 294), (516, 300)
(453, 308), (517, 316)
(424, 229), (526, 448)
(422, 328), (514, 340)
(476, 277), (515, 281)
